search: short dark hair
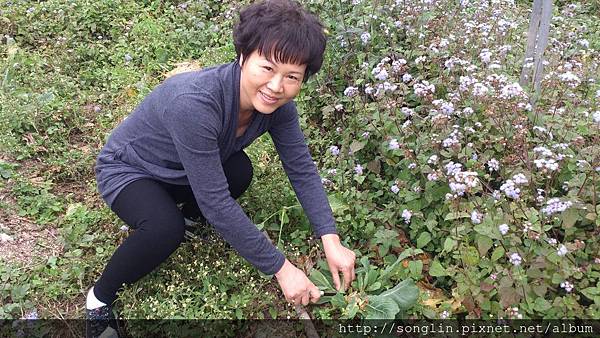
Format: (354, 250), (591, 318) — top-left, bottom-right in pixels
(233, 0), (326, 81)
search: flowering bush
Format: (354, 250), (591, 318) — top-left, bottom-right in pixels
(300, 0), (600, 319)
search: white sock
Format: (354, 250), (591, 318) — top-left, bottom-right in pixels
(86, 287), (107, 310)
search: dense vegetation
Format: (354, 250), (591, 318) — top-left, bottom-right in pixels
(1, 0), (599, 328)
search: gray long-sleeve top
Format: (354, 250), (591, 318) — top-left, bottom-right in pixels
(95, 61), (337, 275)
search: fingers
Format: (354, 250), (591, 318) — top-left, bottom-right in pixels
(330, 267), (341, 291)
(309, 285), (321, 304)
(342, 266), (356, 290)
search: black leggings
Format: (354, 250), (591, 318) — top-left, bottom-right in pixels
(93, 150), (253, 305)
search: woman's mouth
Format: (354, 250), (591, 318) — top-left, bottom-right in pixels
(259, 91), (278, 104)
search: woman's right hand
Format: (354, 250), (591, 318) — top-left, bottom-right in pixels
(275, 259), (321, 306)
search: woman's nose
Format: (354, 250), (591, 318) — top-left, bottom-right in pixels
(266, 75), (283, 93)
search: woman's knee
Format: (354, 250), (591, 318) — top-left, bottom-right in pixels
(223, 150), (253, 199)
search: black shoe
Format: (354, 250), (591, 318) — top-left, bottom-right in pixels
(85, 305), (121, 338)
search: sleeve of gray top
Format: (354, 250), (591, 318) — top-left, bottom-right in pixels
(162, 92), (285, 275)
(269, 103), (338, 238)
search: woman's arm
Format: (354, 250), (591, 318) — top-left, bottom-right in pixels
(269, 103), (356, 290)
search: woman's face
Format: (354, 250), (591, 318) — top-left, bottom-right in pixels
(239, 50), (307, 115)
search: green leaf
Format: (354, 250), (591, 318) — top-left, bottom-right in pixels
(476, 235), (493, 256)
(349, 140), (365, 154)
(365, 295), (399, 319)
(444, 211), (470, 221)
(533, 297), (552, 312)
(561, 208), (578, 228)
(416, 232), (431, 248)
(491, 246), (505, 261)
(378, 279), (419, 309)
(429, 260), (448, 277)
(330, 293), (347, 308)
(461, 246), (480, 266)
(328, 194), (349, 214)
(309, 269), (334, 292)
(345, 301), (360, 319)
(366, 281), (382, 292)
(408, 260), (423, 277)
(442, 238), (457, 254)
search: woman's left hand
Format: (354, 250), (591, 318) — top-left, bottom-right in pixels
(321, 234), (356, 291)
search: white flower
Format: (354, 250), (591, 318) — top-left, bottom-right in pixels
(427, 155), (438, 164)
(498, 223), (509, 235)
(329, 145), (340, 156)
(541, 198), (573, 216)
(334, 104), (344, 111)
(559, 71), (581, 88)
(512, 173), (528, 185)
(557, 244), (568, 256)
(124, 53), (133, 62)
(401, 209), (412, 224)
(500, 82), (526, 99)
(487, 158), (500, 172)
(327, 169), (337, 176)
(391, 184), (400, 194)
(471, 210), (482, 224)
(440, 310), (450, 319)
(343, 86), (359, 97)
(427, 172), (440, 181)
(509, 253), (522, 266)
(119, 225), (129, 232)
(413, 81), (435, 97)
(445, 161), (462, 176)
(479, 49), (492, 63)
(593, 111), (600, 124)
(402, 73), (413, 83)
(388, 139), (400, 150)
(408, 162), (416, 169)
(560, 281), (574, 292)
(360, 32), (371, 45)
(547, 238), (557, 245)
(361, 131), (370, 138)
(354, 164), (364, 175)
(373, 68), (388, 81)
(501, 183), (520, 199)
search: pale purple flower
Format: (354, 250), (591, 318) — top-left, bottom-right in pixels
(388, 139), (400, 150)
(557, 244), (568, 256)
(354, 164), (364, 175)
(509, 253), (522, 266)
(402, 73), (413, 83)
(329, 145), (340, 156)
(391, 184), (400, 194)
(408, 162), (416, 169)
(360, 32), (371, 45)
(498, 223), (509, 235)
(471, 210), (482, 224)
(119, 225), (129, 232)
(487, 158), (500, 172)
(401, 209), (412, 224)
(542, 198), (573, 216)
(343, 86), (359, 97)
(440, 310), (450, 319)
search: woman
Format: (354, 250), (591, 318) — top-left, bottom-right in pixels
(87, 0), (356, 336)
